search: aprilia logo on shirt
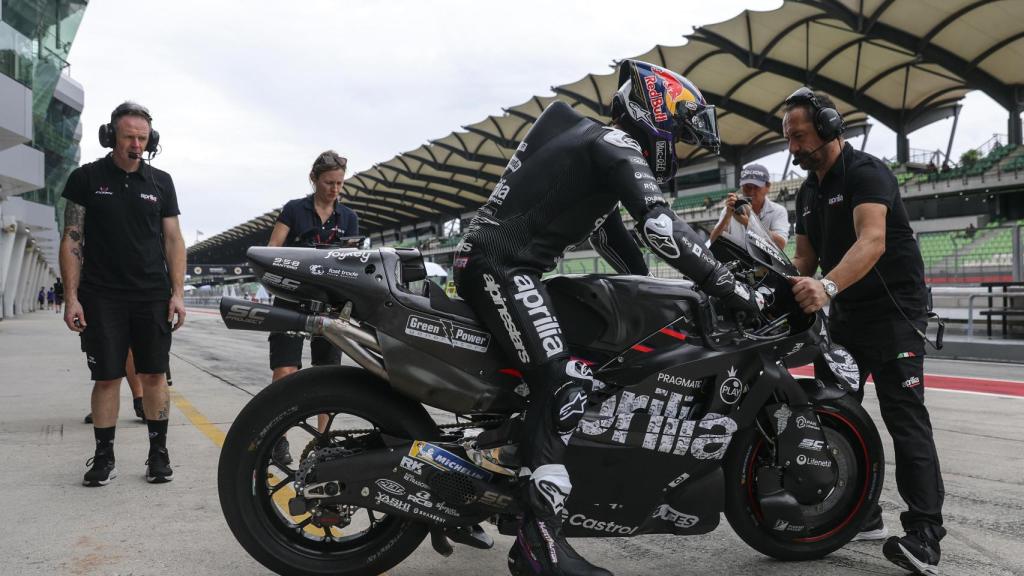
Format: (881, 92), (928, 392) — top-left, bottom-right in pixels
(139, 193), (158, 203)
(95, 186), (112, 195)
(828, 194), (844, 206)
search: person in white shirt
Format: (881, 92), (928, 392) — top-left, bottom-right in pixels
(709, 163), (789, 250)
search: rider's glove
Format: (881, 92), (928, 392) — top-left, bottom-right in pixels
(701, 266), (764, 323)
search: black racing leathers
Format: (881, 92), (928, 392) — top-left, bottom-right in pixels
(453, 101), (752, 576)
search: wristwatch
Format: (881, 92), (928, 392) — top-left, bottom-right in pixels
(821, 278), (839, 299)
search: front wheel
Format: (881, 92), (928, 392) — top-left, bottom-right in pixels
(723, 394), (884, 560)
(218, 366), (440, 576)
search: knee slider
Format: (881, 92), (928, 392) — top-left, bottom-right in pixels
(551, 360), (592, 434)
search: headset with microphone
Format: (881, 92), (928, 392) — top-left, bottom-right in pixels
(98, 102), (160, 158)
(785, 87), (944, 349)
(785, 87), (845, 166)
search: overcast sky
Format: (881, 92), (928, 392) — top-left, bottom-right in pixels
(67, 0), (1018, 247)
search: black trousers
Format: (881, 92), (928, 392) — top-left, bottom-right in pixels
(819, 315), (946, 541)
(455, 262), (590, 489)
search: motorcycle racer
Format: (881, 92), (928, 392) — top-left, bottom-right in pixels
(454, 59), (762, 576)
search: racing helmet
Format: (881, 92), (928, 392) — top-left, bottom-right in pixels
(611, 60), (720, 184)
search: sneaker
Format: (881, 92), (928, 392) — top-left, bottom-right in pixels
(145, 447), (174, 483)
(83, 452), (117, 487)
(83, 412), (93, 424)
(133, 398), (146, 422)
(883, 531), (940, 575)
(851, 515), (889, 542)
(273, 437), (293, 466)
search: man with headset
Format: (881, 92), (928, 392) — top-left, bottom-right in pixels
(783, 87), (945, 575)
(60, 102), (186, 487)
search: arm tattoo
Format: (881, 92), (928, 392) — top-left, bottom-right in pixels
(71, 247), (83, 265)
(63, 202), (85, 234)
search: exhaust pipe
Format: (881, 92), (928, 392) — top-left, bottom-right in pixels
(220, 297), (313, 333)
(219, 297), (387, 381)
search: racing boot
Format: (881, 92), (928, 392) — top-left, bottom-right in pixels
(507, 468), (612, 576)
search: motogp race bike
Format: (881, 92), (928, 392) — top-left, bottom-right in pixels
(217, 204), (884, 576)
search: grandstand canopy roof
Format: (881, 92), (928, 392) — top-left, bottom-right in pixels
(189, 0), (1024, 262)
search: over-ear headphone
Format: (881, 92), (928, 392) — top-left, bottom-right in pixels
(98, 102), (160, 153)
(785, 87), (845, 142)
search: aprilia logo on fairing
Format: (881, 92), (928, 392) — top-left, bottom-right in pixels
(567, 513), (638, 535)
(512, 275), (564, 359)
(483, 274), (530, 363)
(652, 504), (699, 529)
(578, 388), (737, 460)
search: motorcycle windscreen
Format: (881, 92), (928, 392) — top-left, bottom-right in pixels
(715, 206), (796, 277)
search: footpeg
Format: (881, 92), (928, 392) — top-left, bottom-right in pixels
(429, 527), (453, 557)
(447, 523), (494, 549)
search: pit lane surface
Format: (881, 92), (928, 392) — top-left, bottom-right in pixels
(1, 310), (1021, 575)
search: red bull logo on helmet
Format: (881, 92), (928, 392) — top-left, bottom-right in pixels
(651, 66), (700, 121)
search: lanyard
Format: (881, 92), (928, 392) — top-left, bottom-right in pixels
(314, 212), (339, 245)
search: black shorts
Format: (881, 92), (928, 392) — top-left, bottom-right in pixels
(80, 293), (171, 381)
(268, 332), (341, 370)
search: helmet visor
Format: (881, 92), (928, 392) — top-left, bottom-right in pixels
(675, 102), (720, 154)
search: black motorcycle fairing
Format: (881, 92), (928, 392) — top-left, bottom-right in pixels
(247, 246), (389, 315)
(545, 275), (707, 362)
(377, 332), (527, 414)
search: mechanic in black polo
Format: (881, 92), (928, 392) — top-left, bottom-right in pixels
(782, 87), (945, 575)
(60, 102), (185, 487)
(264, 150), (357, 462)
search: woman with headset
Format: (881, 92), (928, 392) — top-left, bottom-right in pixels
(265, 151), (358, 464)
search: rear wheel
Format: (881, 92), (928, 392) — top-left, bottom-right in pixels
(218, 366), (440, 576)
(723, 394), (884, 560)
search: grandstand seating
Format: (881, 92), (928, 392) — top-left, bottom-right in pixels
(672, 187), (731, 211)
(900, 144), (1021, 186)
